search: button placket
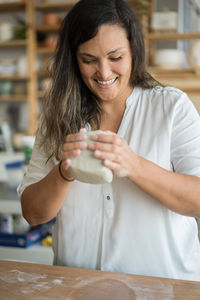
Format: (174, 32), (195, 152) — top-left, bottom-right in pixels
(102, 184), (114, 218)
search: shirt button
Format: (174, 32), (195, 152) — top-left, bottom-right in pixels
(106, 196), (110, 200)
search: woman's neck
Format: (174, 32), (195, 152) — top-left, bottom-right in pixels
(100, 102), (126, 133)
(99, 87), (133, 133)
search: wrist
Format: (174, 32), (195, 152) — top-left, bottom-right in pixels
(127, 153), (141, 182)
(58, 161), (74, 182)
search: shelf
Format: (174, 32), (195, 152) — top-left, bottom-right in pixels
(0, 95), (27, 102)
(35, 0), (135, 12)
(157, 84), (200, 94)
(0, 40), (27, 47)
(35, 25), (60, 32)
(150, 77), (200, 93)
(37, 46), (55, 54)
(37, 69), (50, 77)
(149, 66), (200, 93)
(147, 32), (200, 41)
(0, 75), (28, 80)
(0, 1), (25, 12)
(35, 1), (77, 12)
(148, 67), (200, 78)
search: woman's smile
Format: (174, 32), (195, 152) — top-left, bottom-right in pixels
(94, 77), (118, 88)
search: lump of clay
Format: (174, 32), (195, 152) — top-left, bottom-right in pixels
(69, 130), (113, 184)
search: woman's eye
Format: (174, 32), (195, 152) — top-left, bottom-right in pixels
(110, 56), (122, 61)
(82, 59), (96, 64)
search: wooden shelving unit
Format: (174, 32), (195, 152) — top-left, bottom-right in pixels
(0, 74), (28, 80)
(0, 40), (27, 47)
(150, 66), (200, 76)
(0, 95), (27, 102)
(147, 32), (200, 41)
(0, 0), (200, 136)
(35, 1), (76, 11)
(37, 46), (55, 54)
(0, 1), (35, 135)
(0, 2), (25, 12)
(35, 25), (60, 32)
(145, 1), (200, 99)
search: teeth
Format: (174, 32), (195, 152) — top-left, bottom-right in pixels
(97, 78), (116, 85)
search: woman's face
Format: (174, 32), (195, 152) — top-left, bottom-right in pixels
(76, 24), (133, 105)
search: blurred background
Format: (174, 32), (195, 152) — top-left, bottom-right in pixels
(0, 0), (200, 265)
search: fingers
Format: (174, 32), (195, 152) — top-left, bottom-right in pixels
(60, 130), (132, 179)
(88, 132), (124, 174)
(61, 128), (87, 160)
(89, 133), (122, 153)
(91, 132), (116, 143)
(65, 131), (86, 143)
(104, 159), (128, 177)
(62, 140), (87, 152)
(88, 132), (132, 178)
(93, 149), (121, 164)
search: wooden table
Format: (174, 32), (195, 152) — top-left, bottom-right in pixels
(0, 260), (200, 299)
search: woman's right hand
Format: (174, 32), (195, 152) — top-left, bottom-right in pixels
(60, 128), (87, 175)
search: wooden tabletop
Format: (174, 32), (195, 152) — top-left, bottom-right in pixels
(0, 260), (200, 299)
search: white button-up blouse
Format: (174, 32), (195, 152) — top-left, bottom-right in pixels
(18, 86), (200, 281)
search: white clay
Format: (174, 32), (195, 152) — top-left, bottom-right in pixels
(69, 130), (113, 184)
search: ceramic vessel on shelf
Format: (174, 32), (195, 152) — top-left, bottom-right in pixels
(42, 13), (61, 26)
(0, 59), (16, 75)
(0, 22), (14, 42)
(0, 81), (13, 95)
(153, 49), (186, 69)
(188, 40), (200, 68)
(16, 56), (27, 75)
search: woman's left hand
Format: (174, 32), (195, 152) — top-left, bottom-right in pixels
(88, 131), (138, 179)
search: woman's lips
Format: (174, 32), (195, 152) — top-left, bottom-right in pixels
(95, 77), (118, 88)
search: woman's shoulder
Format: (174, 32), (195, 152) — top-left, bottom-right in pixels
(131, 85), (197, 119)
(138, 85), (189, 107)
(143, 85), (185, 98)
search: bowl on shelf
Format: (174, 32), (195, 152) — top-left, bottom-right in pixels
(153, 49), (186, 69)
(188, 40), (200, 68)
(0, 81), (13, 95)
(42, 13), (61, 26)
(5, 160), (24, 189)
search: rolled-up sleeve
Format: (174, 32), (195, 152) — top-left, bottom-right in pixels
(171, 93), (200, 177)
(17, 131), (56, 199)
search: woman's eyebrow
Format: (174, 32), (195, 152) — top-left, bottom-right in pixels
(79, 53), (96, 58)
(79, 47), (125, 57)
(107, 47), (125, 55)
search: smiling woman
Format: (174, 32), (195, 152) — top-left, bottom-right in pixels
(18, 0), (200, 282)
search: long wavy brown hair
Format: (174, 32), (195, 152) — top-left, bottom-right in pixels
(39, 0), (160, 160)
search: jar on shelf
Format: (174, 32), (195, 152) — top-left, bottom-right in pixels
(188, 40), (200, 68)
(42, 13), (61, 26)
(16, 56), (28, 75)
(5, 160), (24, 189)
(22, 136), (35, 168)
(0, 22), (14, 42)
(0, 59), (16, 75)
(0, 81), (13, 95)
(0, 214), (13, 234)
(13, 82), (27, 95)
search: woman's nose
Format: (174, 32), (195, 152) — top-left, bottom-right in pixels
(96, 61), (112, 79)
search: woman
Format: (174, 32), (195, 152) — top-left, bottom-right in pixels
(18, 0), (200, 280)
